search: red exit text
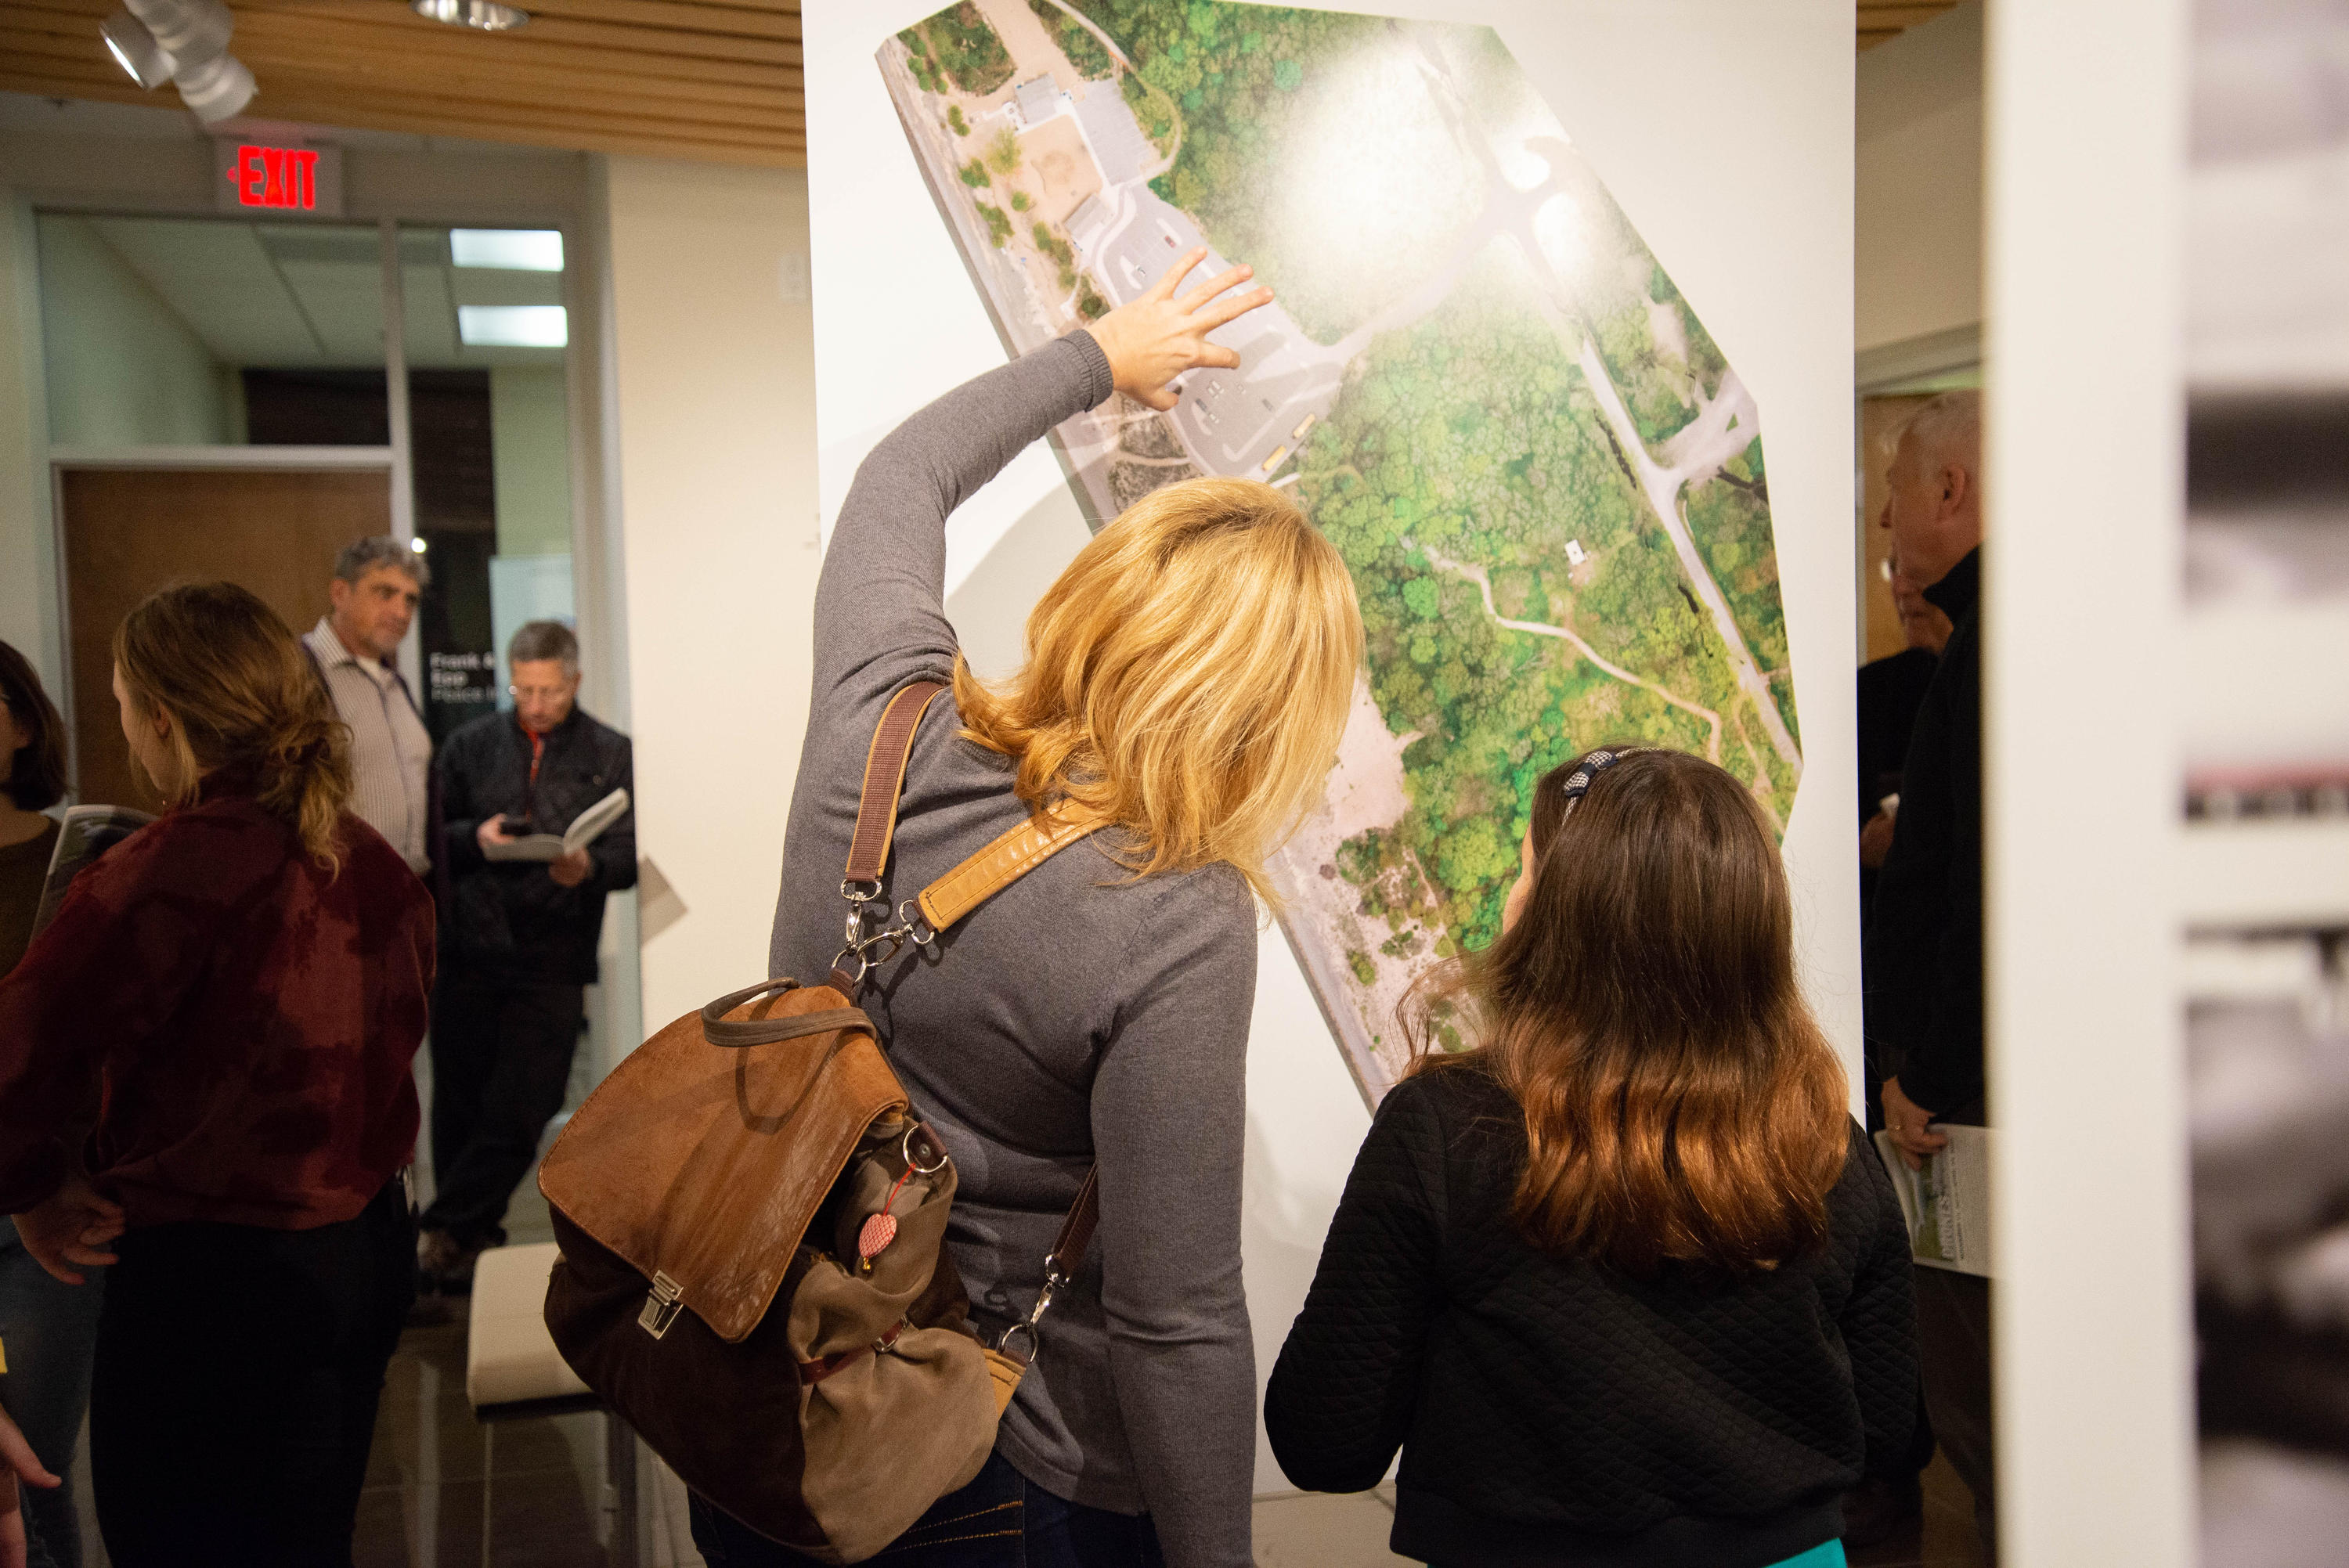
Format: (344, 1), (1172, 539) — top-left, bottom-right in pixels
(228, 145), (322, 211)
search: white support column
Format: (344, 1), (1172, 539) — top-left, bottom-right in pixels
(381, 216), (421, 694)
(1985, 1), (2196, 1563)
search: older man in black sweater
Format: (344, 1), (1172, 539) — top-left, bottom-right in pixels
(419, 620), (636, 1295)
(1863, 388), (1990, 1559)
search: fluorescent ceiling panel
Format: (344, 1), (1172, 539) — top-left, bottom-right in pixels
(450, 229), (564, 272)
(457, 305), (568, 348)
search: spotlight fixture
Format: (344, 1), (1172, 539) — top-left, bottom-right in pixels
(100, 9), (175, 90)
(173, 51), (256, 124)
(411, 0), (531, 31)
(103, 0), (255, 125)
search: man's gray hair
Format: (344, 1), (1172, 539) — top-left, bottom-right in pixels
(332, 535), (429, 590)
(1897, 388), (1982, 479)
(508, 619), (579, 677)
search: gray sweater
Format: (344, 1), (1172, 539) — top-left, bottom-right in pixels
(767, 330), (1257, 1567)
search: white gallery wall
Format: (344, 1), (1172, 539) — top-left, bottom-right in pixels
(604, 157), (823, 1034)
(802, 0), (1856, 1494)
(1857, 0), (1985, 355)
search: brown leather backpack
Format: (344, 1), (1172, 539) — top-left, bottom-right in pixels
(539, 680), (1104, 1562)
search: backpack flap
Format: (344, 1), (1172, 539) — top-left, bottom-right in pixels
(539, 979), (909, 1344)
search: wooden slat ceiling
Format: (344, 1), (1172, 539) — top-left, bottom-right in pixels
(0, 0), (805, 165)
(0, 1), (1954, 169)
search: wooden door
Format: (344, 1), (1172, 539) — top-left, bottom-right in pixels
(58, 467), (391, 809)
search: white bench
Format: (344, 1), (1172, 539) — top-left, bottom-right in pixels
(466, 1242), (639, 1565)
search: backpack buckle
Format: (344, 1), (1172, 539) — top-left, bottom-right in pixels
(638, 1271), (685, 1339)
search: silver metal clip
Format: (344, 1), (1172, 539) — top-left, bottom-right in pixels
(992, 1276), (1056, 1363)
(638, 1271), (685, 1340)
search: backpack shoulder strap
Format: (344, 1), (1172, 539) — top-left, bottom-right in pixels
(842, 679), (1111, 935)
(832, 681), (1114, 1324)
(915, 803), (1110, 933)
(844, 680), (947, 889)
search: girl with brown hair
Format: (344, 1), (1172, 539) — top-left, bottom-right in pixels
(1266, 748), (1918, 1568)
(0, 583), (434, 1565)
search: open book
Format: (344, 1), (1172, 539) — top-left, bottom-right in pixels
(30, 804), (156, 941)
(483, 788), (629, 864)
(1875, 1124), (1994, 1278)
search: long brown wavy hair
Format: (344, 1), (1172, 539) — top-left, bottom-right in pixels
(114, 582), (354, 873)
(1409, 747), (1848, 1275)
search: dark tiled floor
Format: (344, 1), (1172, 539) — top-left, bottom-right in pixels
(1849, 1452), (1986, 1568)
(355, 1320), (618, 1568)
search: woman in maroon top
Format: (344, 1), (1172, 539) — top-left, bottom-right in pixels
(0, 584), (434, 1566)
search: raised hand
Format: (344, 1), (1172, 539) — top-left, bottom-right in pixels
(1086, 248), (1275, 412)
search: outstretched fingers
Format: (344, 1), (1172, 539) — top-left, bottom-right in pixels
(1176, 262), (1255, 315)
(1193, 283), (1274, 335)
(1147, 247), (1210, 301)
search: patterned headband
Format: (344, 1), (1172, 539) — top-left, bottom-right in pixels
(1558, 748), (1649, 816)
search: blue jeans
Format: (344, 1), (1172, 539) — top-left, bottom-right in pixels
(0, 1235), (103, 1568)
(689, 1450), (1166, 1567)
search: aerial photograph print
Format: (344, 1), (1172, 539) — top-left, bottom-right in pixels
(881, 0), (1801, 1101)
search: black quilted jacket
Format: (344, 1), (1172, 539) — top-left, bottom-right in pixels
(1265, 1066), (1918, 1568)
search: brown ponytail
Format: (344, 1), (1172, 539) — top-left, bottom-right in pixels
(113, 583), (355, 873)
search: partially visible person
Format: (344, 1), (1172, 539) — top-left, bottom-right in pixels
(1267, 748), (1918, 1568)
(1862, 388), (1992, 1559)
(0, 1381), (62, 1568)
(1846, 550), (1951, 1552)
(0, 583), (433, 1565)
(419, 620), (633, 1297)
(305, 537), (435, 878)
(0, 643), (94, 1568)
(0, 643), (64, 976)
(1858, 548), (1954, 894)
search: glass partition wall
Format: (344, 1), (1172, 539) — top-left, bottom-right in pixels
(36, 213), (578, 747)
(398, 222), (576, 741)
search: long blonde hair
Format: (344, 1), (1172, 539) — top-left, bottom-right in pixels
(954, 476), (1362, 900)
(114, 582), (355, 873)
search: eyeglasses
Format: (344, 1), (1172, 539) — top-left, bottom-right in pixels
(508, 684), (571, 702)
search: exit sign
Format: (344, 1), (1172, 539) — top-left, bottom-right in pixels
(215, 139), (343, 216)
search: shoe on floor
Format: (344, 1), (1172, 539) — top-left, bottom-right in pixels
(417, 1228), (485, 1295)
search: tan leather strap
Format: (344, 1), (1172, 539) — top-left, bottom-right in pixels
(915, 804), (1111, 933)
(844, 680), (947, 886)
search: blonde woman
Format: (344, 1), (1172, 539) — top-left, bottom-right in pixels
(0, 584), (433, 1565)
(695, 257), (1362, 1568)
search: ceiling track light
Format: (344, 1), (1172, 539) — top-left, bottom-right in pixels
(411, 0), (531, 31)
(100, 9), (174, 89)
(102, 0), (254, 125)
